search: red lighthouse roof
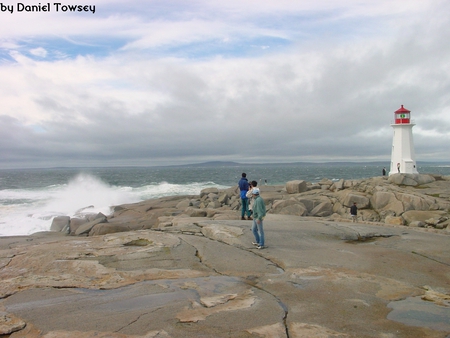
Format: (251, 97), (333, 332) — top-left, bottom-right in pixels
(395, 105), (410, 113)
(394, 105), (411, 124)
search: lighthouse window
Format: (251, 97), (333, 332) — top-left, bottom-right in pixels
(396, 113), (409, 119)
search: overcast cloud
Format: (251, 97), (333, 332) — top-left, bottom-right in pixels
(1, 0), (449, 168)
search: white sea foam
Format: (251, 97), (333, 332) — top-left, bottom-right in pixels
(0, 173), (227, 237)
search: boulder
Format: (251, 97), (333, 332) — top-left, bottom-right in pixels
(296, 198), (317, 213)
(337, 191), (370, 209)
(385, 215), (404, 225)
(319, 178), (334, 186)
(388, 173), (435, 186)
(176, 199), (191, 209)
(200, 187), (219, 198)
(217, 193), (229, 204)
(401, 210), (447, 225)
(286, 180), (307, 194)
(74, 213), (108, 236)
(50, 216), (70, 233)
(207, 193), (218, 201)
(396, 193), (431, 212)
(89, 223), (130, 236)
(309, 201), (333, 217)
(69, 217), (87, 235)
(207, 201), (221, 209)
(212, 212), (240, 220)
(409, 221), (426, 228)
(190, 199), (202, 208)
(359, 209), (380, 222)
(270, 200), (307, 216)
(185, 207), (207, 217)
(370, 191), (403, 215)
(334, 179), (345, 190)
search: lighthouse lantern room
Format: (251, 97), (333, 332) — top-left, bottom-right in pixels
(394, 105), (411, 124)
(389, 105), (418, 175)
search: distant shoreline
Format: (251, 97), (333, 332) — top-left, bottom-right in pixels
(2, 160), (450, 171)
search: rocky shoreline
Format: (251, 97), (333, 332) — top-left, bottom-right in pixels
(51, 173), (450, 236)
(1, 173), (449, 337)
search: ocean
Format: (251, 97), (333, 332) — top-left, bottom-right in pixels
(1, 162), (449, 237)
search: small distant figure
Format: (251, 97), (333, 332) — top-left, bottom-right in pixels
(397, 163), (400, 173)
(251, 188), (266, 249)
(382, 167), (386, 176)
(264, 179), (267, 185)
(350, 202), (357, 222)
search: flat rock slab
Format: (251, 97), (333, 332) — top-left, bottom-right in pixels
(3, 276), (284, 337)
(1, 215), (449, 337)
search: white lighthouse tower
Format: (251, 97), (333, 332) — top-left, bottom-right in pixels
(389, 105), (418, 175)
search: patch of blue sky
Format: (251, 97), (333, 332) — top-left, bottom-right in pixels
(1, 37), (129, 62)
(0, 50), (16, 63)
(150, 36), (292, 59)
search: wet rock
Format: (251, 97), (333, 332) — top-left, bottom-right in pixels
(50, 216), (70, 233)
(74, 213), (108, 236)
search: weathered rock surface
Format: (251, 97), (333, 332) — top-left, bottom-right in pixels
(1, 173), (450, 337)
(1, 215), (449, 337)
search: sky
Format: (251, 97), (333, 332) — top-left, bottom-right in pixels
(1, 0), (449, 168)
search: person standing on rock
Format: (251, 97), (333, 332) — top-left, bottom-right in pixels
(382, 167), (386, 176)
(239, 173), (252, 220)
(251, 188), (266, 249)
(350, 202), (358, 222)
(246, 180), (258, 219)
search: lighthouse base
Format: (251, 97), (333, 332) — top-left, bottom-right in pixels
(389, 159), (418, 175)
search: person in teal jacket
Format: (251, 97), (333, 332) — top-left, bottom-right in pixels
(251, 188), (266, 249)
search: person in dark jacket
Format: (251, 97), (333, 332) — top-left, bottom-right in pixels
(350, 202), (357, 222)
(238, 173), (251, 220)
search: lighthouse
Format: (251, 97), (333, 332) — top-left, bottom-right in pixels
(389, 105), (418, 175)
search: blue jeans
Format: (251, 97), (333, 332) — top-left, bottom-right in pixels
(252, 219), (264, 246)
(241, 198), (250, 217)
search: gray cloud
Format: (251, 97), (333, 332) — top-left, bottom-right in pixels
(0, 1), (449, 168)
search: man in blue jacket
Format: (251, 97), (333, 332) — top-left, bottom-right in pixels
(238, 173), (252, 220)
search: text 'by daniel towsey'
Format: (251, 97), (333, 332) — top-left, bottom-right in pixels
(0, 3), (96, 14)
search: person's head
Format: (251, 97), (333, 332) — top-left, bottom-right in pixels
(242, 173), (247, 178)
(252, 188), (260, 196)
(251, 180), (258, 187)
(353, 202), (357, 205)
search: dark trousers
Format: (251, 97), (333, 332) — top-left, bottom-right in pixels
(241, 198), (251, 217)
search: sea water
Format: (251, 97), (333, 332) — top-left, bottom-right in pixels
(1, 163), (449, 236)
